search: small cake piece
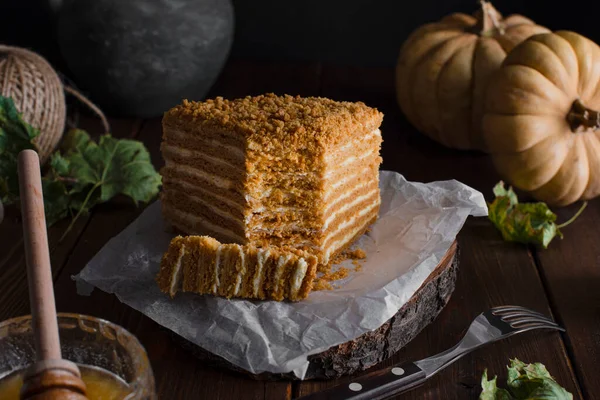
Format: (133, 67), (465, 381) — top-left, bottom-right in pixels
(156, 235), (318, 301)
(160, 94), (383, 267)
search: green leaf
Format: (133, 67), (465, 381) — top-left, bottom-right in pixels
(493, 181), (518, 206)
(0, 96), (161, 235)
(42, 178), (70, 226)
(480, 370), (515, 400)
(506, 359), (572, 400)
(487, 181), (584, 249)
(58, 129), (162, 204)
(50, 129), (161, 239)
(49, 153), (70, 176)
(0, 95), (40, 204)
(480, 359), (572, 400)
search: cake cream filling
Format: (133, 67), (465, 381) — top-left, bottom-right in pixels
(169, 189), (372, 235)
(323, 180), (374, 215)
(172, 191), (245, 229)
(273, 254), (292, 294)
(233, 245), (245, 296)
(169, 243), (186, 296)
(328, 149), (377, 173)
(168, 178), (245, 212)
(322, 188), (379, 230)
(322, 200), (380, 262)
(169, 175), (377, 233)
(165, 128), (380, 202)
(290, 258), (308, 297)
(165, 162), (235, 190)
(324, 129), (381, 161)
(245, 150), (378, 201)
(166, 127), (245, 159)
(168, 207), (246, 243)
(165, 183), (378, 239)
(253, 249), (270, 296)
(212, 245), (223, 294)
(324, 165), (373, 200)
(163, 144), (242, 170)
(166, 127), (380, 172)
(247, 180), (377, 225)
(248, 186), (377, 234)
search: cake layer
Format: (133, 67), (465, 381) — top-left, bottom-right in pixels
(161, 166), (246, 205)
(247, 178), (380, 233)
(162, 206), (247, 244)
(162, 191), (245, 234)
(162, 178), (246, 215)
(162, 144), (244, 179)
(156, 235), (318, 301)
(163, 125), (246, 159)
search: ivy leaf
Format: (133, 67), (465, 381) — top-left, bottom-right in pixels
(480, 359), (572, 400)
(0, 95), (40, 204)
(488, 182), (586, 249)
(0, 96), (161, 238)
(58, 129), (162, 204)
(42, 178), (70, 226)
(506, 359), (572, 400)
(50, 129), (162, 239)
(480, 370), (514, 400)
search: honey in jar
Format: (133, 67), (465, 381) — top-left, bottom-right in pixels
(0, 364), (132, 400)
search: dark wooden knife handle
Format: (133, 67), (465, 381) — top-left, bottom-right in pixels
(295, 362), (427, 400)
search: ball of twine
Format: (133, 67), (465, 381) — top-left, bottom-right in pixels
(0, 45), (65, 163)
(0, 45), (109, 164)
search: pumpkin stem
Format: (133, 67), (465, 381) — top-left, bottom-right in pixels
(567, 99), (600, 132)
(557, 201), (588, 229)
(475, 1), (505, 36)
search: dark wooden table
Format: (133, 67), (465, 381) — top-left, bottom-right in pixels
(1, 61), (598, 399)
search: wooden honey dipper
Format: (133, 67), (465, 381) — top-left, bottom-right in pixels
(17, 149), (88, 400)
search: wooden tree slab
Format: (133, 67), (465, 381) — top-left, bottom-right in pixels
(173, 241), (458, 381)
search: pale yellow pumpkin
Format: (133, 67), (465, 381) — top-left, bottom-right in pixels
(483, 31), (600, 206)
(396, 1), (548, 150)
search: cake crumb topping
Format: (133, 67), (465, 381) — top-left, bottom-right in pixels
(163, 93), (383, 147)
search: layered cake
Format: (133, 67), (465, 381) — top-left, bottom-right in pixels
(157, 235), (318, 301)
(158, 93), (383, 300)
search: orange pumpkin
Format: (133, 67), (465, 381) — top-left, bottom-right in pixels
(483, 31), (600, 206)
(396, 1), (548, 150)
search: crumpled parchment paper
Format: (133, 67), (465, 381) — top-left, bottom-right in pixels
(74, 171), (487, 379)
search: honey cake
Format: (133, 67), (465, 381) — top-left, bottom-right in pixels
(160, 93), (383, 267)
(156, 235), (318, 301)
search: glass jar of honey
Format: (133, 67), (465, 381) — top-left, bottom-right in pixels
(0, 313), (156, 399)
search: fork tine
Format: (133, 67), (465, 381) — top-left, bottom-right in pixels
(491, 305), (548, 319)
(510, 321), (566, 332)
(506, 315), (560, 328)
(498, 311), (557, 325)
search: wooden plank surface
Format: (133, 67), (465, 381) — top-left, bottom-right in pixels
(533, 200), (600, 400)
(0, 61), (596, 399)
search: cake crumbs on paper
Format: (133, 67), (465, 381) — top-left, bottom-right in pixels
(312, 247), (367, 291)
(312, 268), (350, 291)
(312, 278), (332, 291)
(352, 259), (363, 271)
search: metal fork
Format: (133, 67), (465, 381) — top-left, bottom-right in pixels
(296, 306), (564, 400)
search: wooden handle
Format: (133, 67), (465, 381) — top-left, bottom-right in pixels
(18, 149), (61, 361)
(295, 362), (426, 400)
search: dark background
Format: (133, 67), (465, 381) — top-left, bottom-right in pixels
(2, 0), (599, 71)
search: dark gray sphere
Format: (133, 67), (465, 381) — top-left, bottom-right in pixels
(56, 0), (234, 117)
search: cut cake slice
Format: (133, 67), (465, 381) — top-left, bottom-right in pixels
(160, 94), (383, 268)
(156, 235), (318, 301)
